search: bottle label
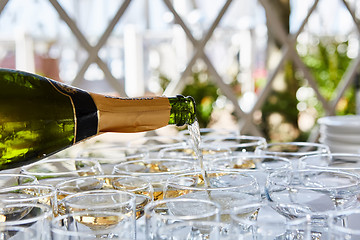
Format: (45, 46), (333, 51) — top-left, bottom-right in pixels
(49, 80), (98, 142)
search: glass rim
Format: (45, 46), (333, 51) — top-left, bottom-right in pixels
(300, 153), (360, 170)
(155, 220), (230, 237)
(230, 202), (311, 226)
(0, 184), (56, 203)
(267, 169), (360, 190)
(165, 170), (259, 191)
(0, 173), (39, 182)
(0, 203), (52, 226)
(255, 142), (330, 157)
(127, 136), (186, 149)
(59, 189), (136, 209)
(211, 154), (292, 171)
(144, 198), (221, 220)
(158, 145), (232, 160)
(112, 158), (196, 176)
(202, 134), (266, 144)
(179, 127), (239, 137)
(159, 144), (232, 152)
(56, 174), (152, 195)
(20, 158), (101, 176)
(111, 176), (153, 192)
(51, 210), (133, 236)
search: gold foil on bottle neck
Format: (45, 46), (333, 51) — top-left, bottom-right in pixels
(90, 93), (171, 133)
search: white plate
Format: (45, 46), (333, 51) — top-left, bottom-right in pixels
(320, 138), (360, 154)
(319, 131), (360, 144)
(318, 115), (360, 134)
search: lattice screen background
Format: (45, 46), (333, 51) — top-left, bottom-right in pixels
(1, 0), (359, 141)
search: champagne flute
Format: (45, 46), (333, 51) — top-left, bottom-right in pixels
(20, 158), (103, 186)
(51, 211), (135, 240)
(58, 189), (136, 238)
(299, 153), (360, 174)
(112, 158), (196, 201)
(210, 155), (291, 199)
(0, 203), (52, 239)
(0, 185), (57, 216)
(230, 202), (311, 239)
(164, 170), (261, 223)
(111, 176), (153, 219)
(56, 175), (153, 219)
(255, 142), (331, 168)
(266, 169), (360, 238)
(144, 198), (221, 240)
(59, 189), (136, 217)
(300, 153), (360, 205)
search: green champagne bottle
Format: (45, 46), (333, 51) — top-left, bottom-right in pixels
(0, 68), (196, 170)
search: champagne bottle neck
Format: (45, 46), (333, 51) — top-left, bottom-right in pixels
(90, 93), (195, 133)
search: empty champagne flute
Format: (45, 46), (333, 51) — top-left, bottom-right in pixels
(144, 198), (221, 240)
(20, 158), (103, 186)
(299, 153), (360, 175)
(266, 169), (360, 238)
(230, 202), (311, 239)
(151, 221), (234, 240)
(255, 142), (330, 168)
(164, 170), (261, 223)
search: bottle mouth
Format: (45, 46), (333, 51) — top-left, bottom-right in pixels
(187, 96), (196, 124)
(175, 95), (196, 125)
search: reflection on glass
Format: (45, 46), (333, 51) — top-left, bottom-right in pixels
(20, 158), (103, 186)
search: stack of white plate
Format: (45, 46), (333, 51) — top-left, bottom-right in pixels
(318, 115), (360, 153)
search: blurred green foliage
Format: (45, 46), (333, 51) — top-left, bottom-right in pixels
(301, 38), (355, 115)
(260, 37), (355, 142)
(159, 38), (355, 139)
